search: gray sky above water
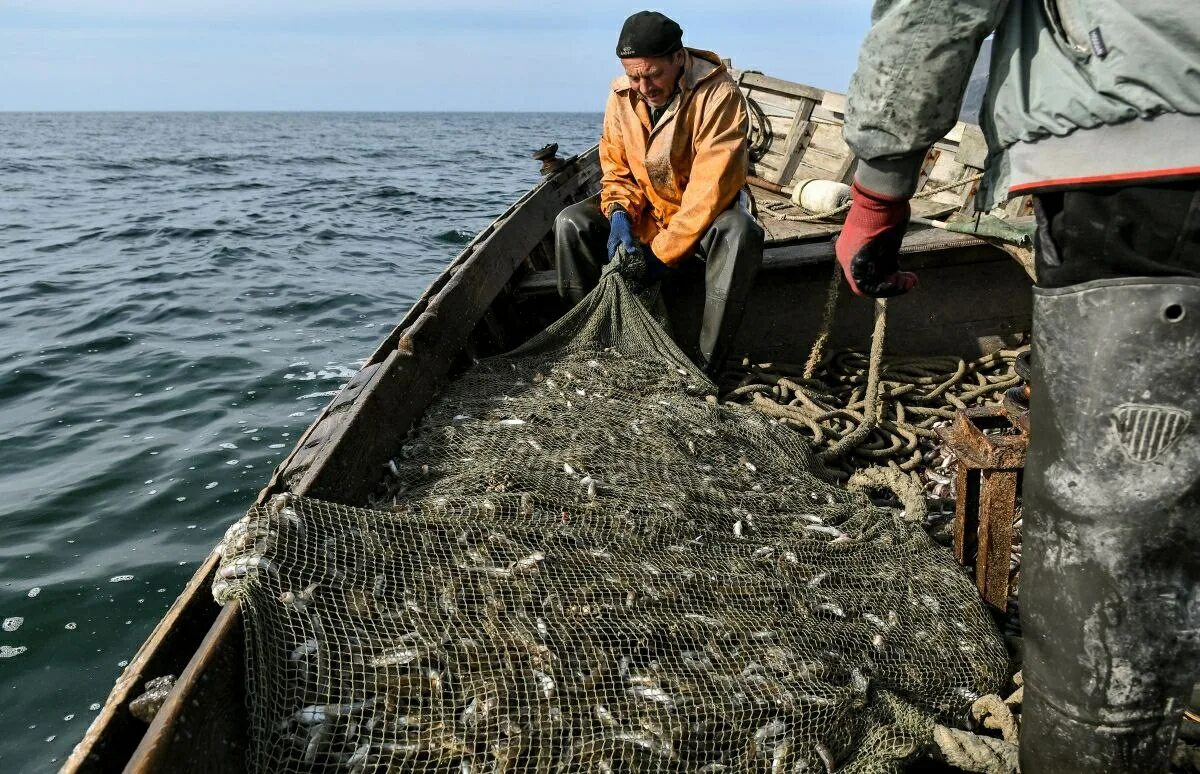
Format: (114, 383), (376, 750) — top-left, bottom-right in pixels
(3, 1), (874, 111)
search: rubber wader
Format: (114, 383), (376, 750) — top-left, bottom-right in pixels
(1021, 277), (1200, 772)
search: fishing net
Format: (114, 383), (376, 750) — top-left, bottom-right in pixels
(215, 264), (1008, 773)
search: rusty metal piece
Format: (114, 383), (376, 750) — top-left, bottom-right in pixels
(938, 405), (1028, 610)
(531, 143), (565, 176)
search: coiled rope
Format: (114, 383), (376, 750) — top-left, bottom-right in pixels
(723, 261), (1022, 480)
(734, 71), (772, 163)
(931, 674), (1024, 774)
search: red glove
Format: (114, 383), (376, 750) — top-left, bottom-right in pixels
(834, 181), (917, 298)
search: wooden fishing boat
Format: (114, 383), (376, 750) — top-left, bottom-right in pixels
(65, 69), (1034, 773)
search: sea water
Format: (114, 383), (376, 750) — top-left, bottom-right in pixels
(0, 111), (600, 770)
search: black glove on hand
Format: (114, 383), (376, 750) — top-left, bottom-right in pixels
(614, 243), (668, 284)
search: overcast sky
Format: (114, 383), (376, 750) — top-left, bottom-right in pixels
(2, 1), (875, 111)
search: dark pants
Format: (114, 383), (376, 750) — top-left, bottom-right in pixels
(1034, 180), (1200, 287)
(554, 194), (764, 372)
(1022, 181), (1200, 773)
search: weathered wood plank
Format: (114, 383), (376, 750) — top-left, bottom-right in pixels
(913, 148), (941, 194)
(737, 71), (826, 103)
(788, 161), (845, 187)
(820, 91), (847, 116)
(810, 106), (843, 124)
(774, 101), (818, 186)
(751, 151), (783, 180)
(745, 93), (798, 118)
(758, 147), (787, 168)
(63, 553), (223, 774)
(956, 123), (989, 169)
(833, 152), (859, 185)
(764, 227), (994, 269)
(808, 122), (848, 153)
(793, 143), (844, 176)
(125, 604), (246, 773)
(765, 113), (793, 140)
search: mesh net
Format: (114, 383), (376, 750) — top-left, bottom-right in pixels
(215, 267), (1008, 773)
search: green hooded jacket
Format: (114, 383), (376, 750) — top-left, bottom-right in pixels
(844, 0), (1200, 210)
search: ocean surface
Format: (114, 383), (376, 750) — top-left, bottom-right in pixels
(0, 111), (601, 771)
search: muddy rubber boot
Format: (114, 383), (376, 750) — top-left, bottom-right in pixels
(695, 200), (763, 376)
(554, 195), (609, 305)
(1021, 277), (1200, 773)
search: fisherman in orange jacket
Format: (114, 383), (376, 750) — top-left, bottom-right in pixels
(554, 11), (763, 374)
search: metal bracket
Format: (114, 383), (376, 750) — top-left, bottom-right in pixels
(939, 405), (1028, 610)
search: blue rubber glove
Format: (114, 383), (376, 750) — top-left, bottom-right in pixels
(606, 210), (637, 260)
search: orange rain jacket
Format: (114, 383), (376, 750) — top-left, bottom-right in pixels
(599, 48), (749, 266)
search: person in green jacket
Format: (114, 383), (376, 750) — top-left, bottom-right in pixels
(836, 1), (1200, 772)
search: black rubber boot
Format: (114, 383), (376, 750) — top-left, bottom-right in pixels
(554, 195), (609, 305)
(694, 201), (763, 375)
(1021, 277), (1200, 773)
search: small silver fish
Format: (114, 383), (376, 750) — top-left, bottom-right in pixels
(511, 551), (546, 575)
(815, 602), (845, 618)
(370, 647), (421, 667)
(594, 704), (617, 727)
(532, 669), (555, 698)
(289, 638), (318, 661)
(628, 685), (675, 707)
(863, 613), (888, 629)
(754, 718), (787, 744)
(816, 741), (836, 773)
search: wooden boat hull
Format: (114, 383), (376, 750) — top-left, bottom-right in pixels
(66, 77), (1034, 773)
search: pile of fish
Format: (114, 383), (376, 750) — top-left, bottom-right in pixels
(214, 273), (1009, 772)
(218, 482), (1007, 773)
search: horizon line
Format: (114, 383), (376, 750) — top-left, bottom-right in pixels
(0, 108), (606, 114)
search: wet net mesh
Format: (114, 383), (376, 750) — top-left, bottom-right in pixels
(215, 266), (1008, 773)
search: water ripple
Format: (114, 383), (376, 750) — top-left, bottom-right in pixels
(0, 111), (601, 771)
